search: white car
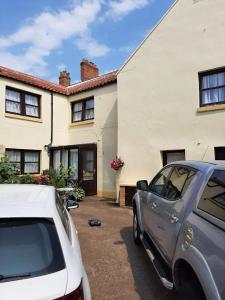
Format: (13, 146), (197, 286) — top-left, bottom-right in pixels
(0, 184), (91, 300)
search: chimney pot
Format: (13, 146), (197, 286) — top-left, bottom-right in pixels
(80, 60), (99, 81)
(59, 70), (71, 86)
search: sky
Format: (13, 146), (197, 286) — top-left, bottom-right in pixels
(0, 0), (175, 83)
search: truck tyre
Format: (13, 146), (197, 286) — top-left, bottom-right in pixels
(176, 269), (206, 300)
(133, 210), (141, 246)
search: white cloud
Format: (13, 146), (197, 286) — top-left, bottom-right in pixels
(106, 0), (151, 20)
(0, 0), (152, 78)
(76, 35), (111, 57)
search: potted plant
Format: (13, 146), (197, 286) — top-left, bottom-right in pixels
(110, 157), (124, 170)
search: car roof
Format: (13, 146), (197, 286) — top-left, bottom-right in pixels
(0, 185), (57, 218)
(167, 160), (225, 171)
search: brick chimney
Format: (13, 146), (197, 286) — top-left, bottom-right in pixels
(80, 60), (99, 81)
(59, 70), (71, 86)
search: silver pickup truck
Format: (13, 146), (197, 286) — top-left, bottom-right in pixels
(133, 161), (225, 300)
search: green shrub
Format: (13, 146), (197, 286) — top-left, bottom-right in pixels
(19, 174), (36, 184)
(0, 156), (17, 184)
(73, 187), (85, 201)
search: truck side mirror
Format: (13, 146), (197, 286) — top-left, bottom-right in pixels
(136, 180), (148, 191)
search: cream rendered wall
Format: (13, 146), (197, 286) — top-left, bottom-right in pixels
(117, 0), (225, 187)
(68, 83), (117, 197)
(0, 77), (68, 171)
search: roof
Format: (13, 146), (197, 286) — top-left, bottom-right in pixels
(168, 160), (225, 171)
(0, 185), (57, 218)
(0, 65), (117, 95)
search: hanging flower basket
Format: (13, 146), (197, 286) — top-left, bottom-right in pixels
(111, 157), (124, 170)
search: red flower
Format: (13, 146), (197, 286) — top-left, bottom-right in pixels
(110, 157), (124, 170)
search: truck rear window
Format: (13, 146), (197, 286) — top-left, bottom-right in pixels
(198, 170), (225, 222)
(0, 218), (65, 282)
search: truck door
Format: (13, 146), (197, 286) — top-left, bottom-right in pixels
(142, 166), (173, 237)
(148, 166), (197, 263)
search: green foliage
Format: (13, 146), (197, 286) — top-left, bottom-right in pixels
(0, 156), (17, 184)
(73, 186), (85, 201)
(19, 174), (36, 184)
(48, 165), (77, 188)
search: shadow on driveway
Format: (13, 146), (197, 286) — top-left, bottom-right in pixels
(120, 226), (178, 300)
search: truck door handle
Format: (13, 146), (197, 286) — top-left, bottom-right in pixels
(151, 202), (157, 209)
(170, 214), (179, 224)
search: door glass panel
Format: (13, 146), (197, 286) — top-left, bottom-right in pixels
(62, 150), (68, 168)
(150, 167), (172, 197)
(70, 149), (78, 179)
(198, 170), (225, 222)
(83, 150), (94, 181)
(165, 167), (191, 201)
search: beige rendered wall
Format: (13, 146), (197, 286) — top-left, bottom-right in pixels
(117, 0), (225, 189)
(68, 83), (117, 197)
(0, 77), (68, 171)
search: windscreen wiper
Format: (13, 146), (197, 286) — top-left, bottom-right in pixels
(0, 272), (31, 281)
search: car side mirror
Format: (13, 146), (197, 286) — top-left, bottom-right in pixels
(66, 199), (79, 210)
(136, 180), (148, 191)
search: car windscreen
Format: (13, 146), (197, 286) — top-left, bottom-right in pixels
(0, 218), (65, 283)
(198, 170), (225, 223)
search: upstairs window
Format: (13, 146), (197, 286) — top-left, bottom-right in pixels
(5, 87), (40, 118)
(199, 68), (225, 106)
(72, 98), (94, 122)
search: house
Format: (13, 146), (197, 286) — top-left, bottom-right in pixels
(0, 60), (117, 198)
(117, 0), (225, 205)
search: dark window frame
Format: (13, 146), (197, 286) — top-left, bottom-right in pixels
(162, 149), (185, 166)
(5, 148), (41, 174)
(215, 147), (225, 160)
(71, 97), (94, 123)
(5, 86), (41, 119)
(199, 67), (225, 107)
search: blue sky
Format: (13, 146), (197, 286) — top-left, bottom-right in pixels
(0, 0), (174, 83)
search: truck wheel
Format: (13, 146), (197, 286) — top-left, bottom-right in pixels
(133, 210), (141, 246)
(176, 270), (206, 300)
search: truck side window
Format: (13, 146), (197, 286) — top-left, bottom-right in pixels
(150, 166), (172, 197)
(165, 167), (194, 201)
(198, 170), (225, 222)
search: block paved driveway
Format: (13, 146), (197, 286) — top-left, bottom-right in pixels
(70, 197), (178, 300)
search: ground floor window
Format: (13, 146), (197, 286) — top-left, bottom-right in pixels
(162, 150), (185, 166)
(215, 147), (225, 160)
(51, 147), (79, 179)
(5, 149), (40, 174)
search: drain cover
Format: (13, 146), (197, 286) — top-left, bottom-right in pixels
(88, 219), (101, 226)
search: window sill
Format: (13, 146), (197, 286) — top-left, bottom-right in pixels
(5, 113), (43, 123)
(197, 104), (225, 113)
(69, 119), (94, 127)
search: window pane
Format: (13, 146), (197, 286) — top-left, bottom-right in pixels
(165, 167), (191, 200)
(53, 150), (61, 170)
(6, 89), (20, 102)
(70, 149), (78, 179)
(0, 218), (65, 282)
(86, 99), (94, 109)
(6, 101), (21, 114)
(202, 87), (225, 105)
(6, 150), (21, 162)
(24, 163), (39, 173)
(150, 167), (172, 196)
(73, 112), (82, 122)
(62, 150), (68, 168)
(85, 109), (94, 120)
(83, 150), (94, 181)
(25, 105), (39, 117)
(198, 170), (225, 222)
(165, 151), (185, 165)
(202, 72), (225, 89)
(73, 102), (82, 112)
(25, 95), (38, 106)
(24, 152), (39, 162)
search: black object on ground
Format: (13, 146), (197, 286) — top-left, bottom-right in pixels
(88, 219), (101, 226)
